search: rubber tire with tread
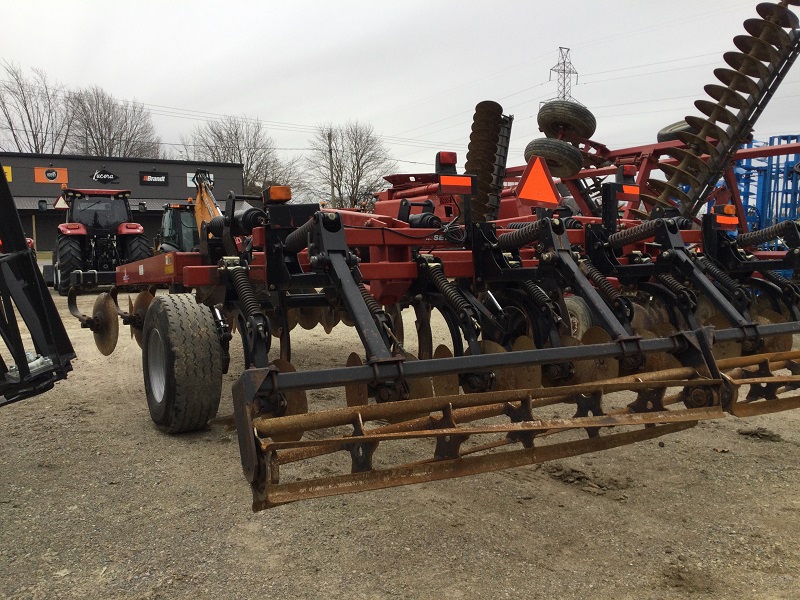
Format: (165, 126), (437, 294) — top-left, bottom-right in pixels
(523, 138), (584, 179)
(142, 294), (223, 433)
(657, 120), (698, 143)
(55, 235), (83, 296)
(564, 295), (594, 339)
(537, 100), (597, 140)
(124, 234), (152, 263)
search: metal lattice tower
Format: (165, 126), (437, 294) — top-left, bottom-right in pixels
(550, 47), (579, 101)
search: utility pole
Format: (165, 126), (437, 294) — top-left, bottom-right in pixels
(549, 47), (579, 101)
(327, 129), (335, 207)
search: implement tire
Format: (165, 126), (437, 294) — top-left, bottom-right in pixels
(142, 294), (223, 433)
(523, 138), (584, 179)
(564, 295), (594, 339)
(56, 235), (83, 296)
(657, 120), (697, 143)
(537, 100), (597, 140)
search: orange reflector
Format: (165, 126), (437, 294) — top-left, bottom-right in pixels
(66, 223), (81, 229)
(622, 185), (639, 195)
(439, 175), (475, 195)
(716, 214), (738, 226)
(516, 156), (560, 208)
(267, 186), (292, 202)
(723, 204), (736, 215)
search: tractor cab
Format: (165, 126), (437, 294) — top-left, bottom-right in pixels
(58, 188), (140, 232)
(49, 188), (151, 295)
(155, 204), (199, 253)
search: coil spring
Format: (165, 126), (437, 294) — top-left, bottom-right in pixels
(230, 268), (261, 319)
(737, 220), (797, 248)
(283, 217), (317, 254)
(656, 273), (688, 297)
(580, 259), (621, 303)
(358, 283), (383, 316)
(497, 219), (565, 250)
(429, 265), (472, 315)
(763, 269), (793, 289)
(695, 256), (746, 296)
(521, 281), (552, 309)
(607, 219), (661, 249)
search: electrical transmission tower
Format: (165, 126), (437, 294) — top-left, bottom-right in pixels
(549, 47), (579, 101)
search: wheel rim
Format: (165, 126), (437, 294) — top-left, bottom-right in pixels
(147, 328), (166, 404)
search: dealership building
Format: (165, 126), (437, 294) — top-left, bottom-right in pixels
(1, 152), (243, 251)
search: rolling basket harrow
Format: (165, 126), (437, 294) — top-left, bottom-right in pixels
(67, 0), (800, 511)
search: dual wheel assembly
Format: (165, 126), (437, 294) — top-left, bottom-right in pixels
(524, 100), (596, 178)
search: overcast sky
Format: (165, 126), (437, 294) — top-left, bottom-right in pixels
(2, 1), (798, 173)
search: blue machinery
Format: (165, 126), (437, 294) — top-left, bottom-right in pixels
(736, 134), (800, 241)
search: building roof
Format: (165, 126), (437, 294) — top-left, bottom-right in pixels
(0, 151), (243, 169)
(13, 196), (193, 211)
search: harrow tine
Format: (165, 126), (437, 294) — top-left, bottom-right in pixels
(254, 422), (697, 510)
(344, 352), (368, 407)
(431, 345), (460, 396)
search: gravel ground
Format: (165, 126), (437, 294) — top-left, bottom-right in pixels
(1, 289), (799, 599)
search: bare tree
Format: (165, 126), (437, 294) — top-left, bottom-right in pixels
(0, 62), (74, 153)
(69, 86), (161, 158)
(306, 121), (396, 209)
(182, 116), (307, 197)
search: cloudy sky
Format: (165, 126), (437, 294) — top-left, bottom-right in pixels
(2, 1), (798, 172)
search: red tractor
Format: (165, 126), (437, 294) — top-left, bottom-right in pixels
(50, 188), (151, 295)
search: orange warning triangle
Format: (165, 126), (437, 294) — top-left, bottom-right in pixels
(515, 156), (560, 208)
(54, 196), (69, 209)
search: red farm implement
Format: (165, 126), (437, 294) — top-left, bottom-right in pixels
(67, 0), (800, 511)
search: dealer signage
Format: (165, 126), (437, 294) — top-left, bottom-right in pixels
(93, 168), (119, 184)
(187, 172), (213, 187)
(140, 171), (169, 186)
(34, 166), (68, 184)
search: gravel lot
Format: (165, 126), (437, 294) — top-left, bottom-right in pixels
(1, 289), (799, 599)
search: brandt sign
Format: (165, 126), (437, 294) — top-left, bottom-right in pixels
(93, 168), (119, 184)
(140, 171), (169, 186)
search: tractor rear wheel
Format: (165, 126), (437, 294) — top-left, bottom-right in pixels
(55, 235), (82, 296)
(124, 234), (151, 263)
(142, 294), (223, 433)
(523, 138), (584, 178)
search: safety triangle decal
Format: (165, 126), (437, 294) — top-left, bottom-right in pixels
(516, 156), (560, 208)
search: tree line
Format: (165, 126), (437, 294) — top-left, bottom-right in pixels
(0, 62), (396, 206)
